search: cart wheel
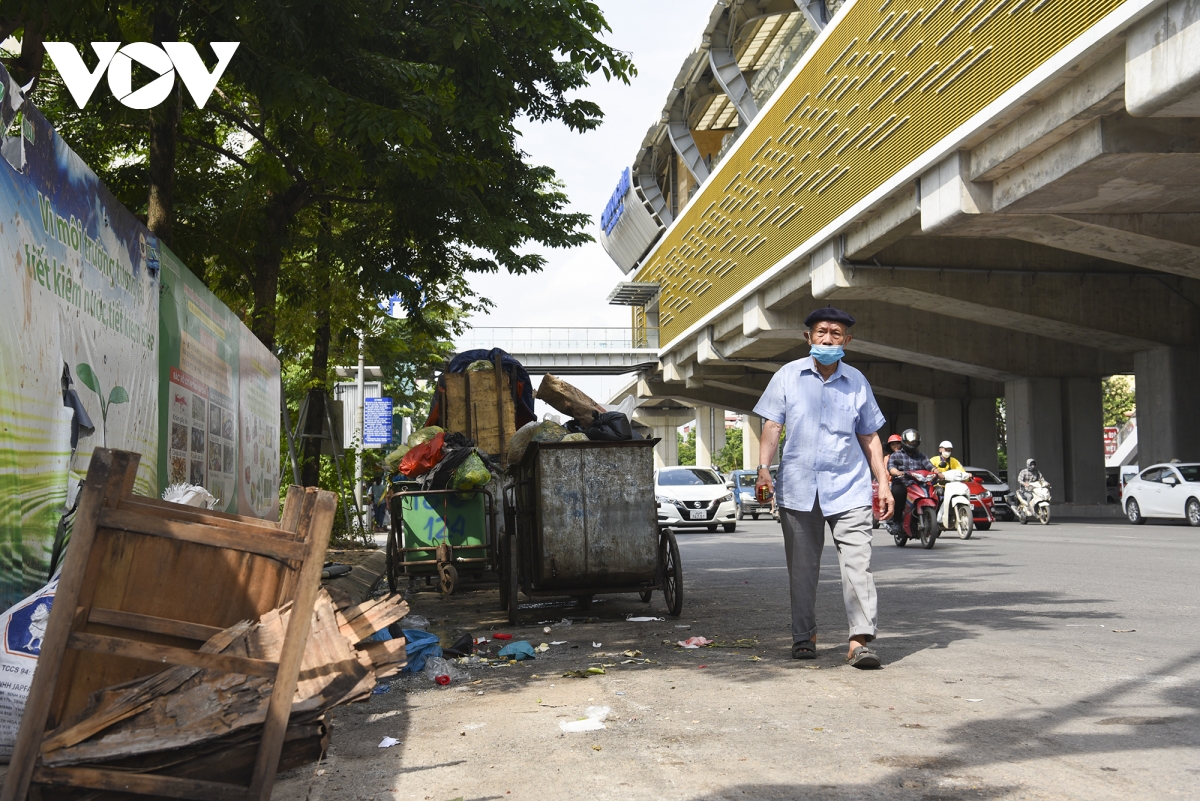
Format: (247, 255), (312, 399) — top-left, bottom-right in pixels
(385, 526), (400, 595)
(639, 590), (653, 603)
(660, 529), (683, 617)
(574, 595), (594, 611)
(439, 563), (458, 595)
(506, 534), (520, 625)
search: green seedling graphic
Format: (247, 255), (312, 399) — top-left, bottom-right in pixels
(76, 362), (128, 447)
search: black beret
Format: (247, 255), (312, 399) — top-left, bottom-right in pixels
(804, 307), (856, 328)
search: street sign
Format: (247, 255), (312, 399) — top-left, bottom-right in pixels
(1104, 426), (1119, 458)
(363, 397), (393, 448)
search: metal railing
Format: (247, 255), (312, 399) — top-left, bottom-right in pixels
(457, 327), (659, 351)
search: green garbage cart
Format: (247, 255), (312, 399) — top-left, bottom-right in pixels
(386, 486), (497, 595)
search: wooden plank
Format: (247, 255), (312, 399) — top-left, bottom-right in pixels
(494, 353), (508, 461)
(32, 766), (249, 801)
(357, 637), (407, 669)
(337, 596), (409, 644)
(444, 373), (468, 436)
(66, 632), (278, 679)
(0, 448), (136, 801)
(124, 494), (283, 532)
(87, 608), (225, 642)
(98, 507), (308, 562)
(247, 488), (337, 799)
(42, 622), (253, 754)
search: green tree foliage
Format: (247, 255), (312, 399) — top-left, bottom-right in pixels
(677, 429), (696, 467)
(715, 425), (743, 473)
(1102, 375), (1136, 428)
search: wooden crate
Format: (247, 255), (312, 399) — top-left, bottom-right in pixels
(442, 357), (516, 459)
(0, 448), (336, 801)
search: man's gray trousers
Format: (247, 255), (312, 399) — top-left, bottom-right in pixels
(779, 498), (877, 643)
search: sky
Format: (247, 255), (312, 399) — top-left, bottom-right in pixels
(454, 1), (709, 411)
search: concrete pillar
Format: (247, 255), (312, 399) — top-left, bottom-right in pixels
(743, 415), (763, 469)
(1005, 378), (1065, 492)
(917, 399), (964, 454)
(695, 407), (726, 467)
(652, 424), (680, 469)
(966, 398), (999, 472)
(1061, 377), (1105, 504)
(1135, 347), (1200, 466)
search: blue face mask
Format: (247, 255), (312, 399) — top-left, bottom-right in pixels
(809, 344), (844, 365)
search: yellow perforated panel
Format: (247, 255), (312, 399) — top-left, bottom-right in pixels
(634, 0), (1126, 345)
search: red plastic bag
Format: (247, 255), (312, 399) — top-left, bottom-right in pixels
(399, 432), (445, 478)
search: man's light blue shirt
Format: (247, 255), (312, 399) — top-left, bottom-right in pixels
(753, 356), (886, 516)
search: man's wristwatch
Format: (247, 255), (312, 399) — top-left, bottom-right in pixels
(757, 464), (771, 472)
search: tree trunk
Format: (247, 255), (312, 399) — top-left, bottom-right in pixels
(300, 205), (333, 487)
(535, 373), (605, 424)
(147, 5), (180, 246)
(248, 185), (310, 351)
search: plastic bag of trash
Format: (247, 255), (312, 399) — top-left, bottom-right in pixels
(532, 420), (568, 442)
(560, 432), (588, 442)
(0, 577), (58, 758)
(466, 360), (493, 372)
(559, 706), (610, 732)
(397, 614), (430, 630)
(407, 426), (444, 449)
(497, 640), (536, 661)
(450, 451), (491, 492)
(399, 432), (445, 478)
(384, 444), (410, 468)
(402, 628), (442, 672)
(162, 483), (220, 510)
(507, 421), (538, 465)
(423, 655), (467, 686)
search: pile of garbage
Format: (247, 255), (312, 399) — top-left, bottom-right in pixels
(385, 426), (498, 490)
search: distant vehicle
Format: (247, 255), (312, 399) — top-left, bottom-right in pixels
(1122, 463), (1200, 526)
(656, 466), (737, 533)
(727, 468), (779, 521)
(964, 466), (1011, 520)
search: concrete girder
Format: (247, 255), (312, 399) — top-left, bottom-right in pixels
(637, 377), (760, 417)
(667, 92), (710, 184)
(1126, 0), (1200, 118)
(810, 259), (1194, 352)
(991, 113), (1200, 215)
(733, 294), (1132, 381)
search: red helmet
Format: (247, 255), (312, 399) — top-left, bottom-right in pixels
(887, 434), (903, 444)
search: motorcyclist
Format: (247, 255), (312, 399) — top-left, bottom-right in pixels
(930, 441), (964, 473)
(1017, 458), (1042, 506)
(886, 429), (934, 534)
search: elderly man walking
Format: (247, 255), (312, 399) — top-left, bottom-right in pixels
(754, 307), (893, 669)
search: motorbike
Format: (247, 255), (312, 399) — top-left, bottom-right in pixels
(894, 470), (941, 549)
(1011, 479), (1051, 525)
(936, 469), (975, 539)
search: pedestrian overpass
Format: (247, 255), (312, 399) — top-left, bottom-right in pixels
(457, 328), (659, 375)
(593, 0), (1200, 507)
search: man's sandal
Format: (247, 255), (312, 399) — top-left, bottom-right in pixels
(792, 640), (817, 660)
(847, 644), (882, 669)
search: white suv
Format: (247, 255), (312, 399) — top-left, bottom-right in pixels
(656, 466), (736, 533)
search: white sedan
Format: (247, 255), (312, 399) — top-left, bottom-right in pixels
(1122, 462), (1200, 525)
(655, 466), (737, 532)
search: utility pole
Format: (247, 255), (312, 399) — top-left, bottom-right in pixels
(354, 330), (365, 517)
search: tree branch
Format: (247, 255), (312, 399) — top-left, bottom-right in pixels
(178, 134), (252, 170)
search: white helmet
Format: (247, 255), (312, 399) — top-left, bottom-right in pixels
(938, 441), (953, 450)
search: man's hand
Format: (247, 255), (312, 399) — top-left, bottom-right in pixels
(755, 467), (774, 498)
(878, 484), (895, 520)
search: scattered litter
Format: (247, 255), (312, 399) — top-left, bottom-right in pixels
(544, 626), (552, 634)
(559, 706), (610, 732)
(536, 643), (550, 653)
(747, 655), (762, 662)
(551, 641), (568, 646)
(498, 641), (537, 661)
(615, 692), (626, 696)
(378, 737), (400, 748)
(397, 614), (429, 630)
(493, 633), (514, 641)
(966, 699), (983, 703)
(424, 656), (466, 686)
(559, 618), (573, 626)
(592, 744), (602, 751)
(1066, 624), (1106, 627)
(697, 665), (707, 669)
(812, 727), (823, 732)
(675, 625), (691, 629)
(371, 684), (391, 695)
(1101, 767), (1118, 772)
(562, 667), (606, 678)
(900, 723), (924, 729)
(316, 769), (325, 776)
(1112, 629), (1136, 633)
(677, 637), (714, 649)
(592, 642), (602, 648)
(621, 650), (643, 658)
(626, 617), (664, 622)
